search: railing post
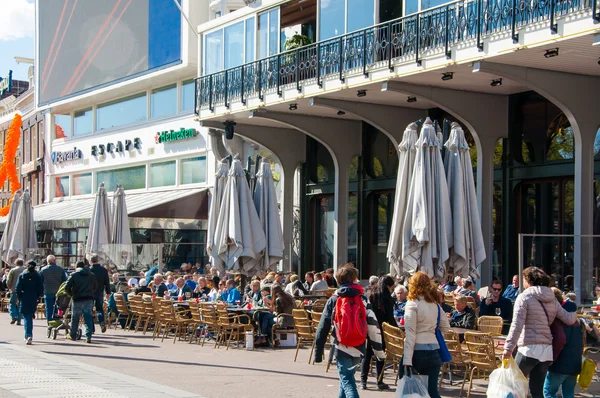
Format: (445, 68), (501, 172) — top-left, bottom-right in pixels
(511, 0), (519, 43)
(224, 72), (229, 108)
(416, 16), (422, 66)
(388, 22), (394, 71)
(339, 36), (345, 83)
(276, 56), (282, 97)
(258, 61), (263, 101)
(241, 65), (246, 105)
(550, 0), (557, 33)
(476, 0), (484, 51)
(363, 29), (368, 77)
(317, 43), (322, 88)
(445, 5), (451, 58)
(209, 75), (213, 112)
(296, 49), (301, 93)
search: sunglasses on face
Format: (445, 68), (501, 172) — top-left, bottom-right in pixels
(491, 287), (502, 291)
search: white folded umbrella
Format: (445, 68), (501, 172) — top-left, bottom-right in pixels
(7, 189), (37, 263)
(0, 190), (21, 264)
(110, 185), (132, 269)
(207, 160), (229, 275)
(86, 183), (111, 259)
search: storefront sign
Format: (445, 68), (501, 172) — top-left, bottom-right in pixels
(52, 147), (82, 164)
(0, 70), (12, 96)
(155, 128), (198, 144)
(91, 137), (141, 156)
(21, 159), (38, 176)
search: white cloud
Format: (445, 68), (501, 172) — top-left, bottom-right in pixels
(0, 0), (34, 42)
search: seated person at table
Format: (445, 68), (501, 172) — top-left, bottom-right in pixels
(310, 273), (329, 293)
(449, 295), (476, 330)
(194, 277), (211, 299)
(170, 277), (193, 299)
(460, 279), (481, 307)
(153, 274), (168, 297)
(393, 285), (408, 323)
(184, 274), (198, 291)
(285, 274), (309, 297)
(479, 280), (513, 323)
(134, 278), (152, 295)
(256, 284), (296, 346)
(437, 289), (453, 314)
(502, 275), (520, 302)
(165, 275), (177, 292)
(246, 279), (262, 304)
(222, 279), (241, 305)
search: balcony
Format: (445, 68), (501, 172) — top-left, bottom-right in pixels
(195, 0), (600, 116)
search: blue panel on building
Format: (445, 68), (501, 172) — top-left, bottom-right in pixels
(149, 0), (182, 70)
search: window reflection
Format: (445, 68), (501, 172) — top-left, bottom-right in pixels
(97, 165), (146, 191)
(348, 194), (358, 265)
(181, 80), (195, 112)
(347, 0), (374, 32)
(150, 161), (176, 187)
(54, 114), (71, 138)
(205, 30), (223, 74)
(181, 156), (207, 184)
(319, 0), (345, 40)
(73, 108), (92, 136)
(151, 84), (177, 119)
(245, 18), (255, 63)
(73, 173), (92, 195)
(314, 196), (334, 272)
(55, 176), (70, 197)
(97, 93), (147, 131)
(224, 21), (245, 69)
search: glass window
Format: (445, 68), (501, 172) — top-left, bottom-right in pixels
(258, 9), (279, 58)
(268, 9), (279, 57)
(181, 80), (195, 112)
(205, 30), (223, 75)
(73, 108), (92, 136)
(55, 176), (69, 197)
(245, 18), (255, 63)
(181, 156), (206, 184)
(319, 0), (345, 40)
(347, 0), (374, 32)
(73, 173), (92, 195)
(54, 114), (71, 138)
(97, 165), (146, 191)
(97, 93), (147, 131)
(224, 21), (245, 69)
(151, 84), (177, 119)
(313, 196), (334, 272)
(150, 161), (176, 188)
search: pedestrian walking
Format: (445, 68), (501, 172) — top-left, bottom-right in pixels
(65, 261), (97, 343)
(15, 261), (43, 344)
(39, 255), (67, 322)
(89, 254), (111, 333)
(7, 259), (26, 325)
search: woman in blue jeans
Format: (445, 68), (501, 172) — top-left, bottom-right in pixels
(400, 272), (450, 398)
(15, 261), (43, 345)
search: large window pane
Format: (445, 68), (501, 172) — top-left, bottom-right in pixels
(181, 80), (195, 112)
(347, 0), (374, 32)
(205, 30), (223, 74)
(319, 0), (345, 40)
(73, 173), (92, 195)
(55, 176), (69, 197)
(181, 156), (206, 185)
(54, 114), (71, 138)
(97, 93), (147, 131)
(268, 9), (279, 56)
(245, 18), (255, 63)
(73, 108), (92, 136)
(257, 12), (269, 59)
(150, 161), (176, 187)
(97, 165), (146, 191)
(224, 21), (244, 69)
(151, 84), (177, 119)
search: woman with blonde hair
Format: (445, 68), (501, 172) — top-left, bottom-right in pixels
(400, 272), (450, 398)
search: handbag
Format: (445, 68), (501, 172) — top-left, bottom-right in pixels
(435, 305), (452, 363)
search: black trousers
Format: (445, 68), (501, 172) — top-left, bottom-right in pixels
(515, 351), (552, 398)
(360, 341), (384, 383)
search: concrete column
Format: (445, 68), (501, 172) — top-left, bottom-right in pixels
(202, 122), (306, 273)
(382, 81), (509, 286)
(473, 62), (600, 301)
(309, 98), (426, 148)
(250, 112), (362, 270)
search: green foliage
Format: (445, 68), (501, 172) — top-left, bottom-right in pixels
(284, 34), (313, 51)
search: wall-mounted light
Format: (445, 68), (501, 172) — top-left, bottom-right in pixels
(544, 48), (559, 58)
(441, 72), (454, 81)
(407, 96), (417, 103)
(337, 110), (346, 116)
(490, 78), (503, 87)
(289, 103), (298, 111)
(223, 120), (236, 139)
(357, 90), (367, 98)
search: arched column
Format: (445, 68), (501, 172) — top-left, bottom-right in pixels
(250, 111), (362, 269)
(473, 62), (600, 300)
(202, 122), (306, 273)
(382, 81), (509, 286)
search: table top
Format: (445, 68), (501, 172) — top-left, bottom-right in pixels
(227, 307), (269, 313)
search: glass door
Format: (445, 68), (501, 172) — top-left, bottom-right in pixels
(365, 190), (394, 277)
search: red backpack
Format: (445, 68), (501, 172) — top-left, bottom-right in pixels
(333, 294), (368, 347)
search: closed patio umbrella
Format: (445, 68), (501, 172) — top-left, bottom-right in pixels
(207, 160), (229, 275)
(1, 190), (21, 264)
(252, 159), (284, 274)
(110, 184), (132, 269)
(387, 123), (419, 277)
(7, 189), (37, 262)
(214, 157), (266, 274)
(444, 123), (485, 279)
(402, 118), (453, 278)
(86, 183), (111, 259)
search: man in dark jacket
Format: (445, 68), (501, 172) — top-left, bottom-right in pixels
(479, 280), (513, 333)
(89, 254), (111, 333)
(450, 295), (476, 330)
(65, 261), (97, 343)
(314, 265), (384, 397)
(39, 255), (67, 322)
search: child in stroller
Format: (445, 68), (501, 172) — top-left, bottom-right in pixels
(47, 281), (82, 340)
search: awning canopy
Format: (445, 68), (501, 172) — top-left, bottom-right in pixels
(0, 188), (209, 230)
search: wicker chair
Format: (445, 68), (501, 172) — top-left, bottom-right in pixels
(378, 322), (405, 384)
(158, 300), (193, 344)
(199, 303), (220, 347)
(477, 316), (503, 335)
(188, 301), (204, 344)
(464, 332), (500, 397)
(113, 293), (132, 330)
(292, 309), (314, 363)
(216, 305), (253, 350)
(439, 335), (471, 395)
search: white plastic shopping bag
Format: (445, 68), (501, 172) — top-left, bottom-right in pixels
(487, 358), (529, 398)
(396, 367), (430, 398)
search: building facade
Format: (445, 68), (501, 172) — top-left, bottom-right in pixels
(194, 0), (600, 301)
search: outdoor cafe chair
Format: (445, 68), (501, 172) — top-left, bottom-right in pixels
(378, 322), (405, 385)
(465, 296), (477, 310)
(464, 332), (500, 398)
(271, 313), (297, 348)
(114, 293), (132, 331)
(128, 295), (146, 333)
(439, 333), (471, 396)
(292, 308), (314, 363)
(216, 305), (253, 350)
(159, 300), (193, 344)
(477, 316), (503, 335)
(141, 298), (157, 335)
(199, 303), (220, 347)
(188, 301), (204, 344)
(311, 299), (327, 313)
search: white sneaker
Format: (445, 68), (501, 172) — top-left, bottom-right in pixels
(26, 337), (32, 345)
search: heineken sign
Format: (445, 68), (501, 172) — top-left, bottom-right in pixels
(155, 128), (198, 144)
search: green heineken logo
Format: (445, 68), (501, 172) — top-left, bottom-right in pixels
(155, 128), (198, 144)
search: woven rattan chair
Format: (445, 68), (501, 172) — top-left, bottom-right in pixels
(216, 305), (253, 350)
(292, 309), (314, 363)
(199, 303), (220, 347)
(439, 335), (471, 395)
(464, 332), (500, 397)
(158, 300), (193, 344)
(114, 293), (132, 330)
(378, 322), (405, 384)
(477, 316), (503, 335)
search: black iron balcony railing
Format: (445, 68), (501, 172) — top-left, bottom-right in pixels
(195, 0), (599, 113)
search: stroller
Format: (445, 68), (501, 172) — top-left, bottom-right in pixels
(46, 281), (82, 340)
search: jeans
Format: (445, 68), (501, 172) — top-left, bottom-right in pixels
(515, 352), (552, 398)
(44, 294), (56, 322)
(543, 372), (577, 398)
(337, 356), (361, 398)
(9, 293), (21, 321)
(400, 350), (442, 398)
(22, 312), (33, 339)
(93, 292), (105, 330)
(70, 300), (94, 339)
(259, 312), (276, 338)
(360, 341), (385, 384)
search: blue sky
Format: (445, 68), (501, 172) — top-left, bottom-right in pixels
(0, 0), (34, 82)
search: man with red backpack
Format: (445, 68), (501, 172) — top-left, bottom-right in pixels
(314, 264), (385, 398)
